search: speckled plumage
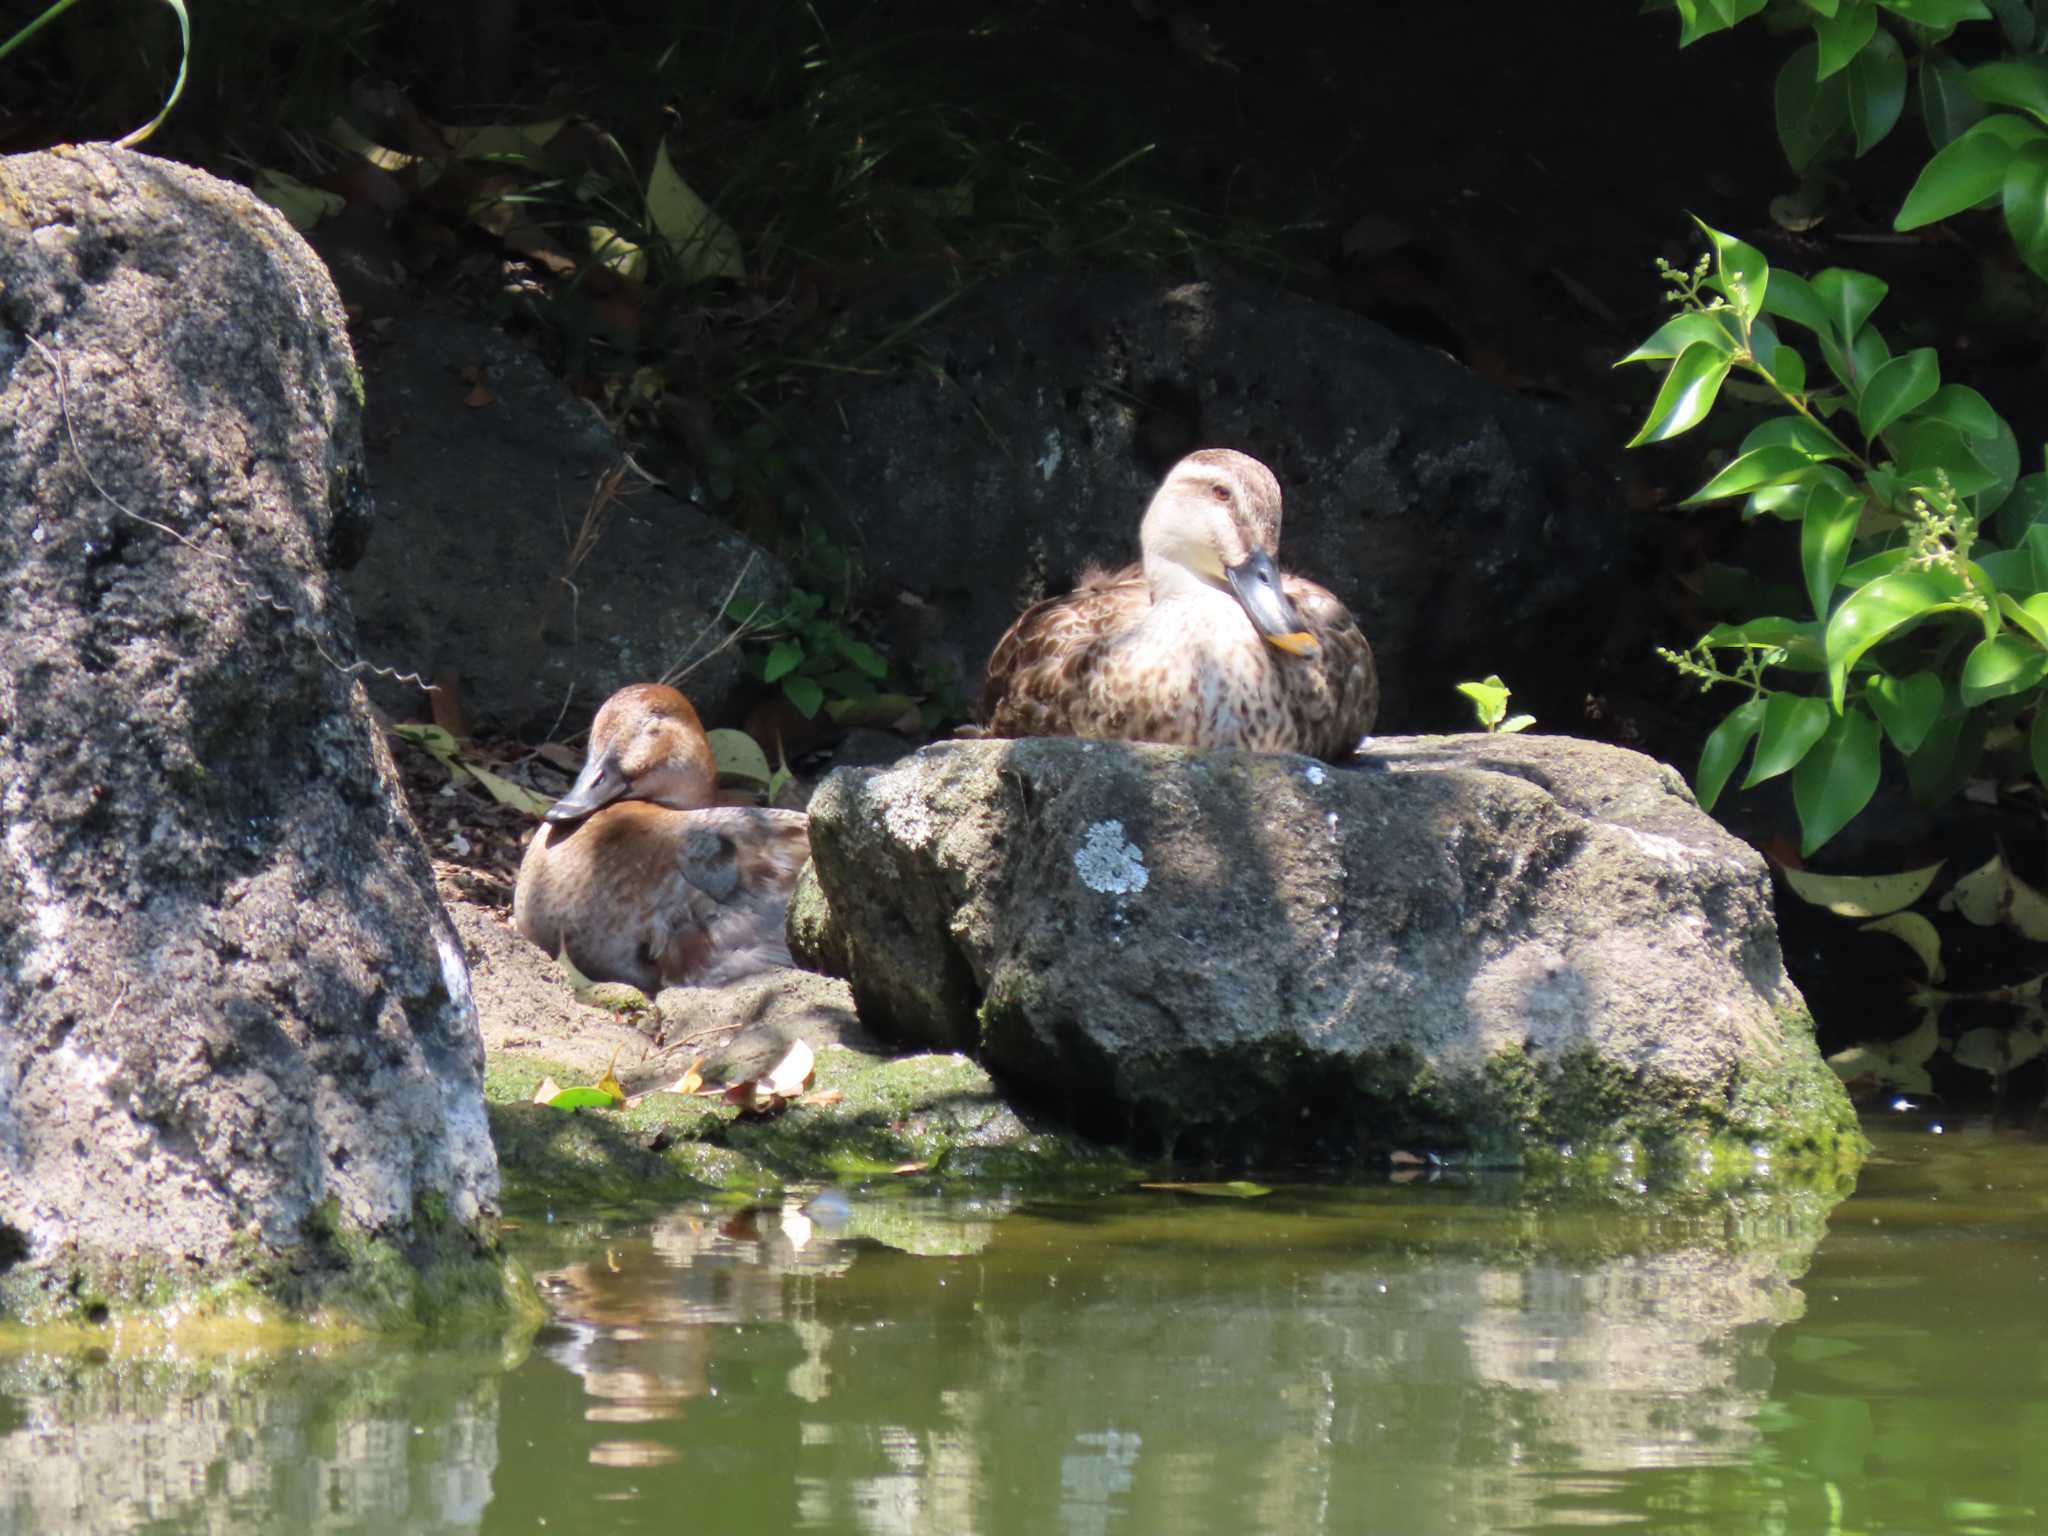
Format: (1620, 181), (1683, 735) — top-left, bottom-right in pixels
(980, 450), (1377, 760)
(514, 684), (809, 989)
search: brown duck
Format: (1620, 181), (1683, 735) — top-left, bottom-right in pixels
(980, 449), (1377, 759)
(513, 683), (809, 990)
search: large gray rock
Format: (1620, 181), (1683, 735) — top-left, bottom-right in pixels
(0, 147), (508, 1322)
(802, 734), (1859, 1166)
(794, 273), (1623, 728)
(342, 313), (789, 733)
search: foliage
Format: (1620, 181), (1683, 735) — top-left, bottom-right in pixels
(728, 531), (902, 723)
(1455, 675), (1535, 733)
(1667, 0), (2048, 279)
(1622, 220), (2048, 854)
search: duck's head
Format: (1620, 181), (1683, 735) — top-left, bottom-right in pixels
(546, 683), (718, 823)
(1138, 449), (1321, 659)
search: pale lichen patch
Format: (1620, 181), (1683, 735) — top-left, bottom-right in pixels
(1074, 820), (1148, 894)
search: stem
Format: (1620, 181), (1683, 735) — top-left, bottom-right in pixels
(0, 0), (85, 66)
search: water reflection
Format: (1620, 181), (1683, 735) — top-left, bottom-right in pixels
(0, 1340), (504, 1535)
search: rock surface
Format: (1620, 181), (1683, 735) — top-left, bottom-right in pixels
(341, 312), (790, 733)
(0, 147), (503, 1320)
(795, 273), (1624, 728)
(802, 734), (1859, 1164)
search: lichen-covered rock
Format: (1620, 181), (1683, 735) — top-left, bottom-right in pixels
(804, 734), (1861, 1168)
(0, 146), (507, 1323)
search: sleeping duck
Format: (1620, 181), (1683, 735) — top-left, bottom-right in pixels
(980, 449), (1377, 759)
(513, 683), (809, 990)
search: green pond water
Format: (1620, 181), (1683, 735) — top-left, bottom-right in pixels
(3, 1119), (2043, 1535)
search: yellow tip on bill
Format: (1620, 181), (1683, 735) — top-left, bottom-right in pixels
(1264, 631), (1321, 658)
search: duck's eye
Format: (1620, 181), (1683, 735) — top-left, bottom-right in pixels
(1210, 483), (1232, 503)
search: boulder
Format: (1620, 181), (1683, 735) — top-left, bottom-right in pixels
(794, 273), (1624, 728)
(802, 734), (1860, 1167)
(0, 147), (510, 1323)
(341, 313), (789, 733)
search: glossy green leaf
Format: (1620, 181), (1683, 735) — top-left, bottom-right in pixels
(1857, 346), (1940, 439)
(1616, 308), (1741, 365)
(1843, 547), (1915, 587)
(1761, 269), (1830, 335)
(1697, 697), (1768, 811)
(1825, 566), (1972, 708)
(1739, 414), (1853, 460)
(1750, 322), (1808, 392)
(1816, 0), (1879, 77)
(1968, 58), (2048, 123)
(1913, 383), (2003, 438)
(1961, 631), (2048, 703)
(1894, 418), (2006, 497)
(1793, 706), (1883, 855)
(1698, 219), (1769, 325)
(1744, 692), (1834, 787)
(1687, 447), (1834, 504)
(1847, 30), (1908, 154)
(1778, 42), (1853, 172)
(2031, 701), (2048, 787)
(2028, 521), (2048, 585)
(1922, 54), (1989, 149)
(1812, 267), (1889, 340)
(1627, 342), (1735, 446)
(1875, 0), (1991, 29)
(1998, 473), (2048, 546)
(1865, 669), (1944, 753)
(1906, 704), (1978, 802)
(1895, 116), (2042, 230)
(1979, 547), (2035, 593)
(1969, 415), (2021, 514)
(1782, 860), (1945, 915)
(1802, 477), (1865, 617)
(1807, 0), (1842, 14)
(2003, 138), (2048, 281)
(1998, 591), (2048, 647)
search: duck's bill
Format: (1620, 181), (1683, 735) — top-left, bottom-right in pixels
(1225, 551), (1323, 660)
(546, 756), (629, 822)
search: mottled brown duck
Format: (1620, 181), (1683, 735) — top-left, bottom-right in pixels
(513, 683), (809, 989)
(980, 449), (1377, 759)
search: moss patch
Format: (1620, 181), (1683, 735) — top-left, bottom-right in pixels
(487, 1044), (1136, 1209)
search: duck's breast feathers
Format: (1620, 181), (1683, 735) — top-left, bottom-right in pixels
(980, 571), (1148, 732)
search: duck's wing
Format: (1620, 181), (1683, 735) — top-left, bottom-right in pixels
(1285, 576), (1380, 758)
(980, 565), (1148, 738)
(654, 807), (811, 986)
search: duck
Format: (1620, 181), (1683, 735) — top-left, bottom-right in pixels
(513, 683), (810, 991)
(979, 449), (1377, 759)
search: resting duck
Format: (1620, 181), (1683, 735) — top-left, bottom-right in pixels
(513, 683), (809, 990)
(980, 449), (1377, 759)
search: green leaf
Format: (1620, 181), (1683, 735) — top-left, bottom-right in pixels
(1802, 476), (1865, 617)
(1698, 219), (1770, 324)
(1761, 269), (1831, 334)
(1825, 566), (1972, 708)
(1961, 631), (2048, 703)
(540, 1085), (622, 1111)
(1967, 58), (2048, 124)
(1998, 591), (2048, 647)
(1816, 0), (1879, 77)
(1906, 703), (1980, 802)
(1843, 547), (1916, 586)
(1616, 309), (1741, 365)
(1749, 320), (1808, 392)
(836, 637), (890, 678)
(1698, 697), (1768, 811)
(1893, 418), (2006, 497)
(762, 639), (804, 683)
(1911, 383), (2003, 439)
(1989, 0), (2037, 48)
(644, 138), (747, 282)
(1812, 267), (1889, 340)
(1687, 446), (1837, 504)
(1865, 670), (1944, 753)
(1846, 30), (1908, 154)
(1778, 43), (1853, 172)
(1793, 706), (1883, 854)
(1857, 346), (1940, 439)
(1968, 414), (2021, 514)
(1627, 342), (1735, 447)
(2002, 139), (2048, 281)
(782, 674), (826, 718)
(706, 727), (773, 786)
(1998, 472), (2048, 545)
(1739, 415), (1854, 461)
(1896, 115), (2045, 230)
(1744, 692), (1834, 786)
(1921, 55), (1989, 149)
(1875, 0), (1992, 29)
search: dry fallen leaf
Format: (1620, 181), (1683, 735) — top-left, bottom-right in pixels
(760, 1038), (816, 1097)
(532, 1075), (563, 1105)
(798, 1089), (844, 1108)
(669, 1057), (705, 1096)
